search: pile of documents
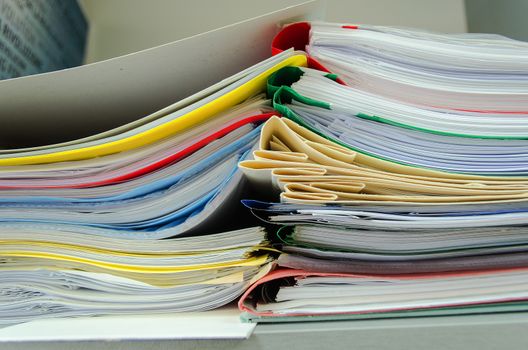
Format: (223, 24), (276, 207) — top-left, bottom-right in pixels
(3, 15), (528, 327)
(237, 22), (528, 322)
(0, 51), (308, 325)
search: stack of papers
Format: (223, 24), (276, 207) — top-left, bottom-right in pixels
(306, 22), (528, 112)
(0, 227), (270, 325)
(236, 22), (528, 322)
(239, 268), (528, 322)
(0, 51), (309, 325)
(4, 11), (528, 328)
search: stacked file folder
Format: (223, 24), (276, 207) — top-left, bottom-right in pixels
(3, 15), (528, 327)
(237, 22), (528, 322)
(0, 51), (309, 325)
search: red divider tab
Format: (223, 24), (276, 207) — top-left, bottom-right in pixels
(271, 22), (311, 55)
(271, 22), (347, 85)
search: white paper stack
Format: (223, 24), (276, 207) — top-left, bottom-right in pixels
(0, 48), (311, 325)
(307, 22), (528, 112)
(236, 22), (528, 321)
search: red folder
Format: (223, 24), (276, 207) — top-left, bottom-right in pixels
(0, 113), (275, 189)
(239, 267), (528, 317)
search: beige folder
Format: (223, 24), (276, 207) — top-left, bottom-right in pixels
(239, 116), (528, 204)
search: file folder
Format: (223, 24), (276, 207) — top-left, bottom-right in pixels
(0, 1), (323, 149)
(238, 20), (528, 324)
(0, 2), (323, 333)
(0, 53), (307, 165)
(239, 268), (528, 322)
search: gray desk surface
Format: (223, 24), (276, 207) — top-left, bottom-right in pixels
(2, 312), (527, 350)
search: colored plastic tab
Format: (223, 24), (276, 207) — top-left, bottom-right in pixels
(271, 22), (346, 85)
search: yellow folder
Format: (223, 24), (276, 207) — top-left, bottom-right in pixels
(0, 55), (307, 166)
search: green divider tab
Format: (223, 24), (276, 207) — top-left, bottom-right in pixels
(268, 66), (353, 149)
(267, 66), (305, 98)
(324, 73), (339, 81)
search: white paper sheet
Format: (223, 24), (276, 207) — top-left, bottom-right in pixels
(0, 306), (255, 341)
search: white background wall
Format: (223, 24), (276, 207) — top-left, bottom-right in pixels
(79, 0), (467, 63)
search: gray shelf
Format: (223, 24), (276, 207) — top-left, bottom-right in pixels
(2, 312), (528, 350)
